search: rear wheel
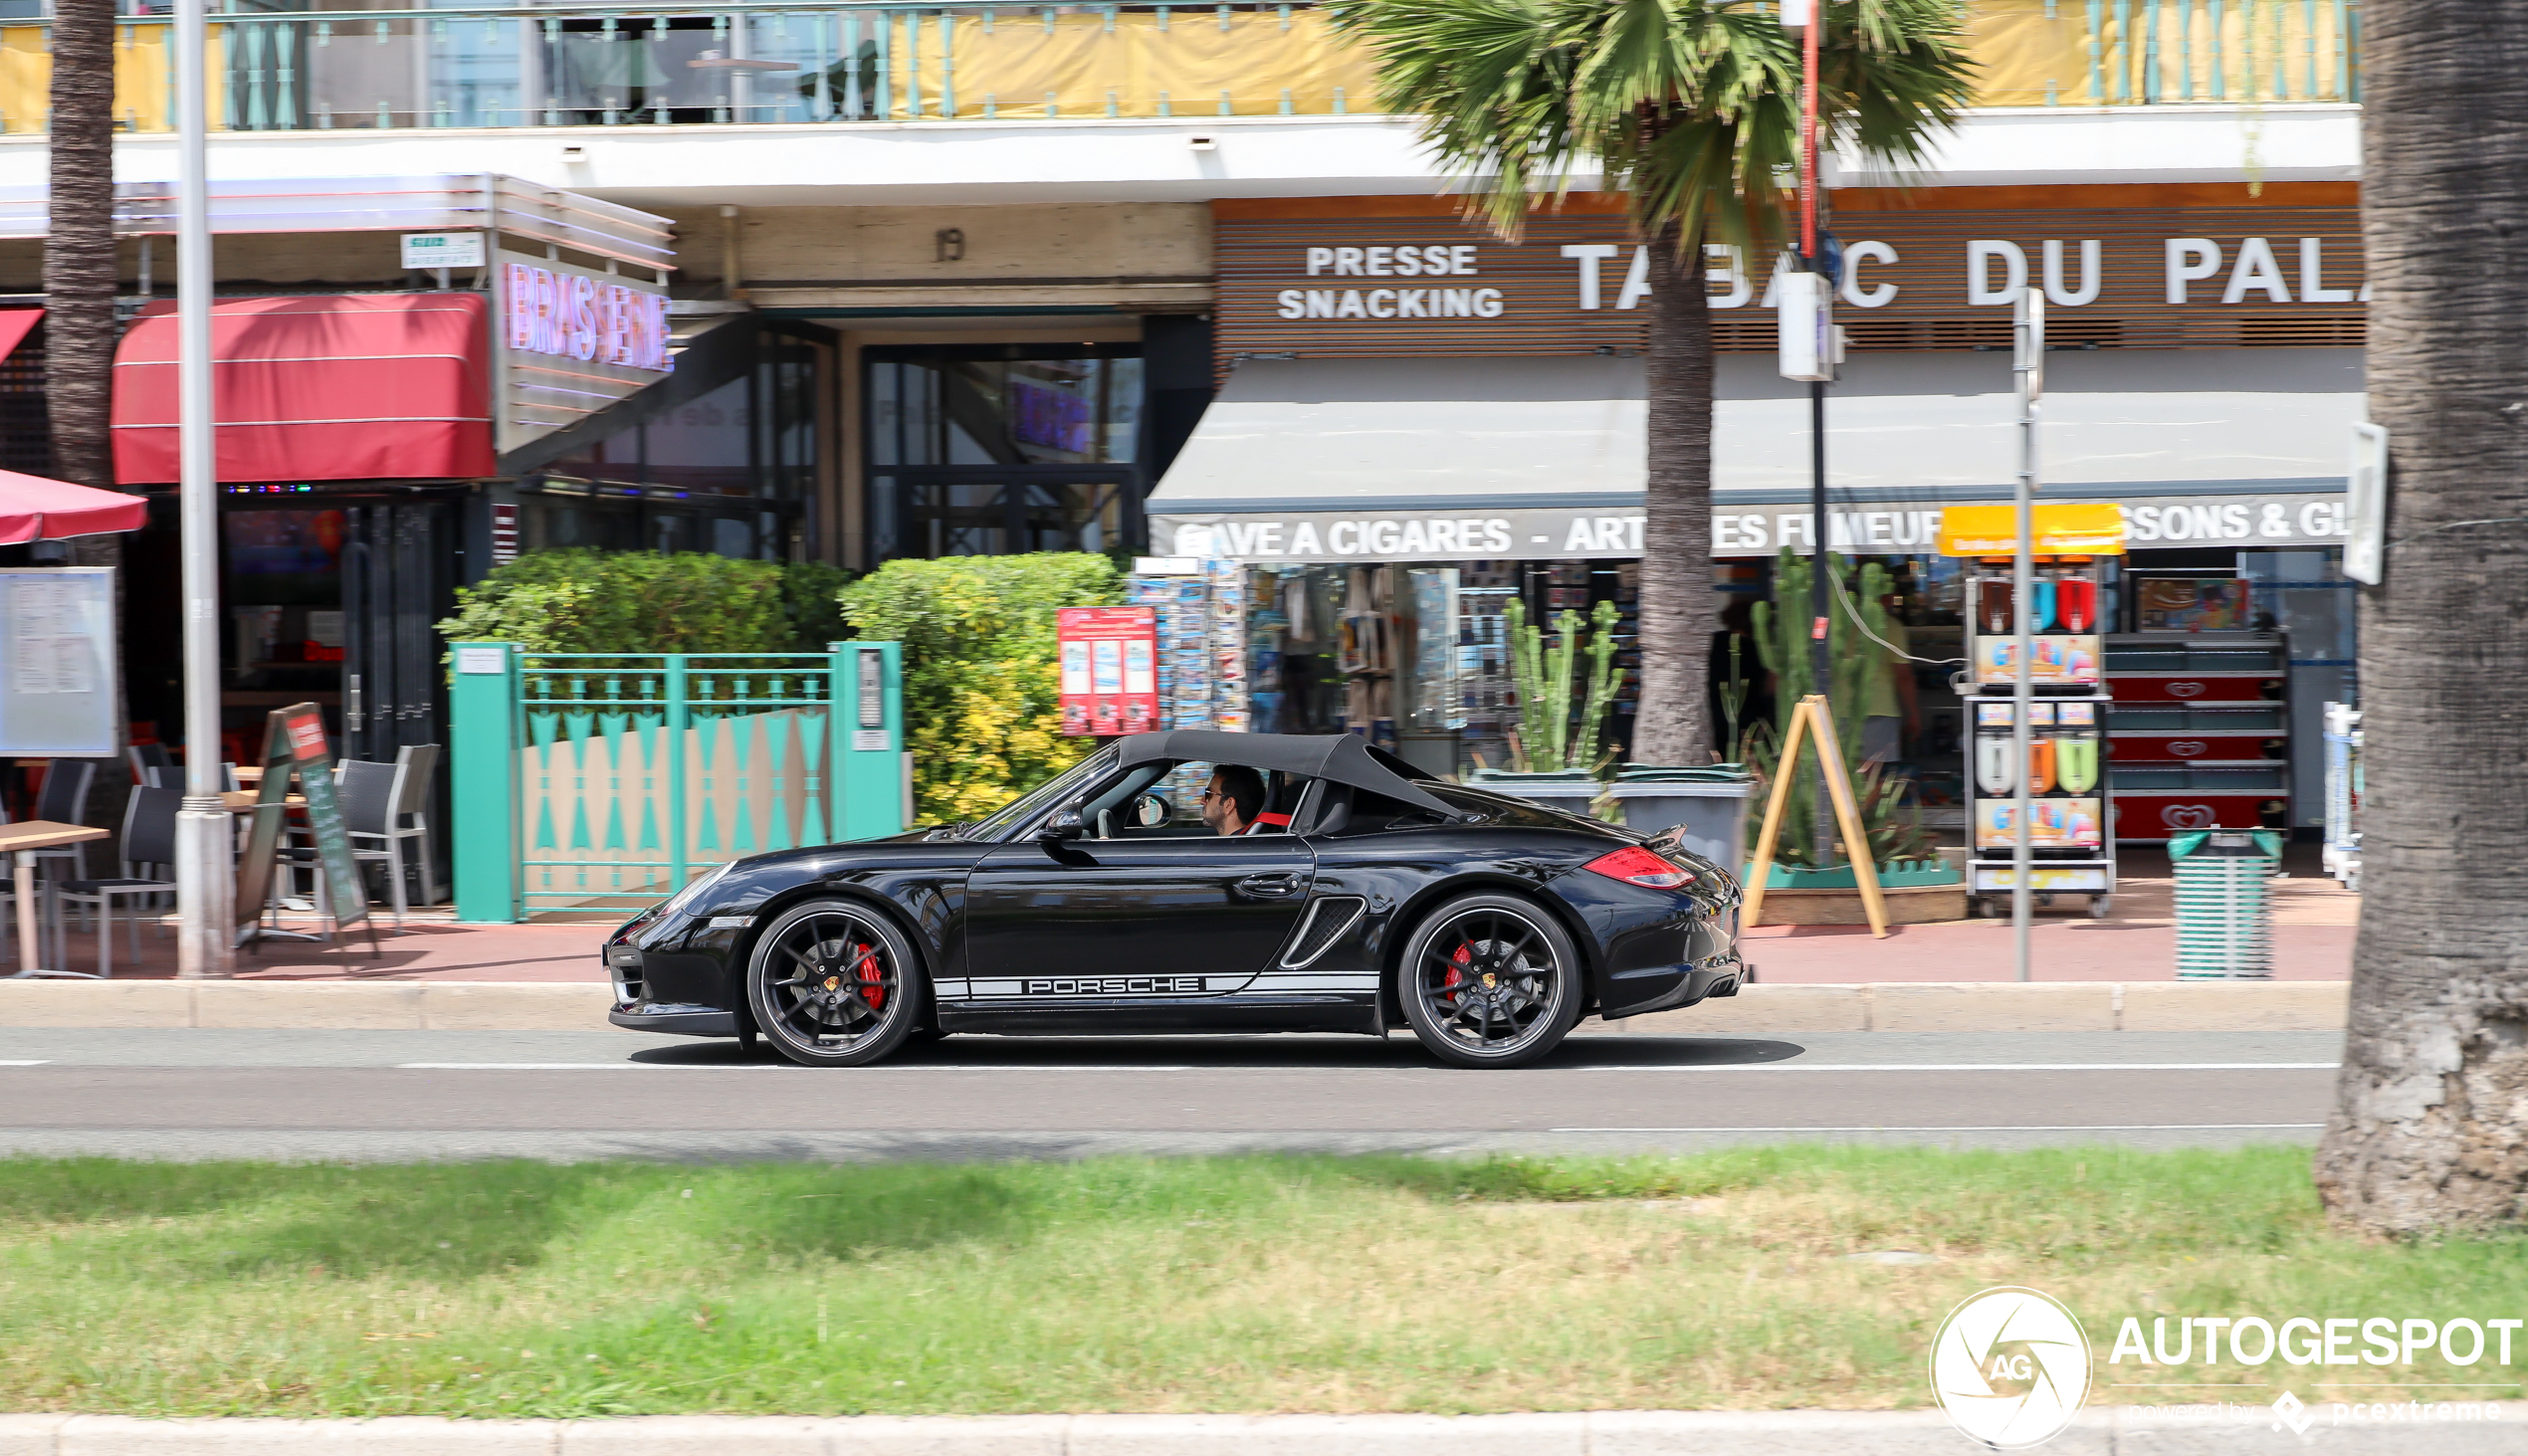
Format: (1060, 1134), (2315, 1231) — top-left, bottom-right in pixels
(745, 899), (926, 1067)
(1396, 894), (1582, 1069)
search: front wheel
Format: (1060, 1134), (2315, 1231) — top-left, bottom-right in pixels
(1396, 894), (1582, 1069)
(746, 899), (927, 1067)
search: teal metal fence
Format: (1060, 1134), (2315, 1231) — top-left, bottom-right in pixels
(450, 641), (904, 923)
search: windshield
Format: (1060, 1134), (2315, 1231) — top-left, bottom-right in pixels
(961, 744), (1122, 842)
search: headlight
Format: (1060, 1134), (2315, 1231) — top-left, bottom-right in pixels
(657, 860), (737, 919)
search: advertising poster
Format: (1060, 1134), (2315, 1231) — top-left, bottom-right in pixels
(1976, 797), (2106, 851)
(2136, 578), (2253, 633)
(1057, 606), (1159, 736)
(1973, 634), (2103, 685)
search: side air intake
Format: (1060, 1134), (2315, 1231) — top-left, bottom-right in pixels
(1279, 896), (1368, 968)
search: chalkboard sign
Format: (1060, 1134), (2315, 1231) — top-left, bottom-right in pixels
(234, 704), (371, 944)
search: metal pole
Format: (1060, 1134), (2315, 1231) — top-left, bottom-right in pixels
(2011, 288), (2044, 983)
(172, 0), (232, 979)
(1808, 380), (1831, 866)
(1799, 0), (1832, 868)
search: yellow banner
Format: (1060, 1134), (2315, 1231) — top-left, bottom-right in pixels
(1938, 502), (2127, 556)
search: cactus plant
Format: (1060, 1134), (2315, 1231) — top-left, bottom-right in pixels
(1501, 596), (1628, 772)
(1744, 548), (1927, 870)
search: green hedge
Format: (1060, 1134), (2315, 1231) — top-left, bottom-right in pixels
(839, 553), (1121, 823)
(435, 550), (854, 656)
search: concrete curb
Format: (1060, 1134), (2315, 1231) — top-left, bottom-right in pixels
(0, 1409), (2509, 1454)
(0, 979), (2350, 1035)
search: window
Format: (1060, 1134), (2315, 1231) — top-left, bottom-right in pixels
(864, 343), (1146, 566)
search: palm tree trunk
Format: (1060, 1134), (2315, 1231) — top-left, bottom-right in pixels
(46, 0), (117, 496)
(1631, 223), (1717, 766)
(2313, 0), (2528, 1234)
(45, 0), (133, 824)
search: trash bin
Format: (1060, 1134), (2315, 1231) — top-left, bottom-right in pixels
(1463, 770), (1603, 821)
(2169, 830), (2281, 978)
(1604, 768), (1755, 871)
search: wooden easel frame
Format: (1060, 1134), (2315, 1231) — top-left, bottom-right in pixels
(1741, 694), (1890, 938)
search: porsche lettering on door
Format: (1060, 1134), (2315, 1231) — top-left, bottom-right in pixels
(1023, 976), (1207, 995)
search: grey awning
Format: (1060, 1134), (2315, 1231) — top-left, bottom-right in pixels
(1148, 355), (1647, 514)
(1145, 348), (2366, 560)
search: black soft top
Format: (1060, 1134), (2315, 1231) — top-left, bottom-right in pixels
(1113, 730), (1461, 820)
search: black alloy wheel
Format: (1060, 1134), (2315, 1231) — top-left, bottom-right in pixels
(745, 899), (927, 1067)
(1396, 893), (1582, 1068)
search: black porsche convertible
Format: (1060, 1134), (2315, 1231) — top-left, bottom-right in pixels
(603, 730), (1746, 1069)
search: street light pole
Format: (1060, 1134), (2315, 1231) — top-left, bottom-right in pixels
(171, 0), (232, 979)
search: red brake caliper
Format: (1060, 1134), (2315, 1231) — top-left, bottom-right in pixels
(1445, 942), (1470, 1002)
(853, 943), (885, 1010)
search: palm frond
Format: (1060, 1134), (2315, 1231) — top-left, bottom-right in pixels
(1327, 0), (1977, 249)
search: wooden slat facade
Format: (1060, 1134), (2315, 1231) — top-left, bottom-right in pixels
(1212, 192), (2366, 377)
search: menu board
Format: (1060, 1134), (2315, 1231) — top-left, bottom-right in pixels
(0, 567), (116, 756)
(1056, 606), (1159, 736)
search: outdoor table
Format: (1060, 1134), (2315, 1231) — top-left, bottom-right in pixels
(220, 790), (305, 811)
(0, 820), (110, 979)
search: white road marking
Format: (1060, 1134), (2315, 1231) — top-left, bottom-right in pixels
(1551, 1123), (2328, 1134)
(1573, 1062), (2340, 1073)
(0, 1060), (50, 1066)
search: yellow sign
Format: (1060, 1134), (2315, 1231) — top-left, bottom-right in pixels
(1937, 503), (2127, 556)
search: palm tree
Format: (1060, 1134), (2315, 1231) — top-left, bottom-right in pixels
(2314, 2), (2528, 1234)
(1326, 0), (1971, 765)
(46, 0), (119, 498)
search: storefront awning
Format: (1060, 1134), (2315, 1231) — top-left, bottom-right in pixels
(1146, 349), (2365, 560)
(111, 295), (497, 484)
(0, 307), (42, 365)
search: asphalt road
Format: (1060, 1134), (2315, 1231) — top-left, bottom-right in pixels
(0, 1025), (2343, 1161)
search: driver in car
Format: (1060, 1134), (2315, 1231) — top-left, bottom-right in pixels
(1201, 765), (1264, 836)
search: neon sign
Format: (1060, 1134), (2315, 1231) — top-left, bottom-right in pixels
(504, 263), (671, 372)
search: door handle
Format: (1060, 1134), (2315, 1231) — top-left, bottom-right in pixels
(1236, 872), (1306, 899)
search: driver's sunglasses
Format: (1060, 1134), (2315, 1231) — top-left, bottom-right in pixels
(1198, 787), (1223, 800)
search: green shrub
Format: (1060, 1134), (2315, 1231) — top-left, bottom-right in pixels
(838, 553), (1122, 823)
(436, 549), (855, 656)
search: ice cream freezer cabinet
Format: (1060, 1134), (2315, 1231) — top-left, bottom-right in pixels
(2103, 632), (2293, 841)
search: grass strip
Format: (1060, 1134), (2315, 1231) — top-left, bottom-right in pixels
(0, 1145), (2521, 1416)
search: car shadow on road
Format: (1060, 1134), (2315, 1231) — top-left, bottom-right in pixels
(622, 1033), (1812, 1071)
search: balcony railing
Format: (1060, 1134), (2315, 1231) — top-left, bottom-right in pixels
(0, 0), (2357, 135)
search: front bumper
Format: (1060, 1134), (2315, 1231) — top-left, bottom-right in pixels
(608, 1001), (740, 1037)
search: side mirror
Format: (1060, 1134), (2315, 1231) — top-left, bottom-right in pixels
(1038, 809), (1086, 842)
(1130, 791), (1172, 828)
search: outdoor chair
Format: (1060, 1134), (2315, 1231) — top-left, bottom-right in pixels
(124, 743), (173, 793)
(57, 786), (182, 978)
(28, 759), (98, 883)
(339, 744), (441, 927)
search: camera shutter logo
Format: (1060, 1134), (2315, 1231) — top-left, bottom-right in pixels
(1928, 1286), (2092, 1449)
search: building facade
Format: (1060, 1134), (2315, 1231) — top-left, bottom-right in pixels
(0, 1), (2365, 834)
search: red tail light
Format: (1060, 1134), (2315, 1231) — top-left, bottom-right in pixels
(1584, 846), (1697, 889)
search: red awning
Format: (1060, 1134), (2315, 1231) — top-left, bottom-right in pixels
(110, 294), (495, 484)
(0, 308), (43, 364)
(0, 471), (147, 542)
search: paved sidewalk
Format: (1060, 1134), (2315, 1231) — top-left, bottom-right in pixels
(11, 918), (611, 982)
(27, 849), (2354, 986)
(0, 1409), (2503, 1455)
